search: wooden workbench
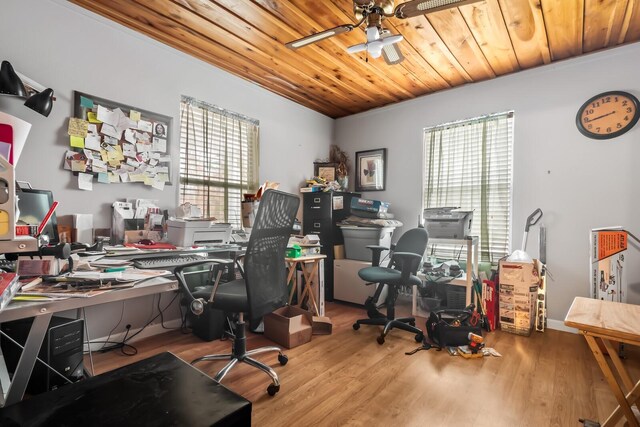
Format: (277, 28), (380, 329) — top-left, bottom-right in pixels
(565, 297), (640, 426)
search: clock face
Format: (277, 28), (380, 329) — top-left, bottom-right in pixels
(576, 91), (640, 139)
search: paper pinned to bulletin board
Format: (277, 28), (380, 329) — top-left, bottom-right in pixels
(63, 91), (172, 191)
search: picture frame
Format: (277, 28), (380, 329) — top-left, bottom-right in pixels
(314, 162), (337, 182)
(355, 148), (386, 192)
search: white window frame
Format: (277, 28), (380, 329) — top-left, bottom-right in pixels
(179, 97), (259, 229)
(422, 111), (514, 263)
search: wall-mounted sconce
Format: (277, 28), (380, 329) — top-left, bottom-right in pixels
(0, 61), (54, 117)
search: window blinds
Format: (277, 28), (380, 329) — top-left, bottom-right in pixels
(423, 112), (513, 263)
(179, 97), (259, 228)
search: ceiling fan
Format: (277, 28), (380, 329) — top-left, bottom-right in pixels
(285, 0), (483, 65)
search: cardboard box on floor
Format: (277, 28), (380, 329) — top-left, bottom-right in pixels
(498, 259), (542, 336)
(263, 306), (313, 348)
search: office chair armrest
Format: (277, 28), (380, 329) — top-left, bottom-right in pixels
(366, 245), (389, 267)
(392, 252), (423, 283)
(173, 259), (235, 314)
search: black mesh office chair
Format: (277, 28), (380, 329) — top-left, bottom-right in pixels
(353, 227), (429, 344)
(174, 189), (300, 396)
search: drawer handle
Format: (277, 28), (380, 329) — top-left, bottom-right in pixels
(313, 198), (321, 203)
(311, 206), (320, 209)
(314, 223), (321, 228)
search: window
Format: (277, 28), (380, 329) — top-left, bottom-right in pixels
(179, 97), (259, 228)
(422, 111), (514, 263)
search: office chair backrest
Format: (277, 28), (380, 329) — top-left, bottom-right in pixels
(244, 190), (300, 319)
(391, 228), (429, 273)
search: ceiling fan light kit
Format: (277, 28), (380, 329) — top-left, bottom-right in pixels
(286, 0), (484, 65)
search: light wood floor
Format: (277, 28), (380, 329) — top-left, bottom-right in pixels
(87, 302), (638, 427)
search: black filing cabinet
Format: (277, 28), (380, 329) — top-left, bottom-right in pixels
(303, 191), (360, 300)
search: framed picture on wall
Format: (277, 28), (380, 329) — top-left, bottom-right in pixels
(314, 162), (337, 182)
(355, 148), (386, 192)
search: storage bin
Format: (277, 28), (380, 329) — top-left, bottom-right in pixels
(340, 225), (394, 261)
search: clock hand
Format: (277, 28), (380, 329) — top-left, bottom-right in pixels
(588, 111), (616, 122)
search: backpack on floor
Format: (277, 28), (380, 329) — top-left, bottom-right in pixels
(426, 307), (482, 348)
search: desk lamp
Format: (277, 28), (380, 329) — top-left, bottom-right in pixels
(0, 61), (55, 117)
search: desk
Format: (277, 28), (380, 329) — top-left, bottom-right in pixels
(565, 297), (640, 426)
(0, 276), (179, 407)
(0, 351), (251, 426)
(286, 254), (326, 316)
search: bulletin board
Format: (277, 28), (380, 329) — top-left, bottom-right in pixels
(63, 91), (172, 191)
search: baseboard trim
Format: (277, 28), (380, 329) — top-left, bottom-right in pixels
(85, 318), (183, 353)
(546, 319), (577, 334)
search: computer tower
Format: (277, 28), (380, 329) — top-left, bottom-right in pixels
(1, 316), (84, 394)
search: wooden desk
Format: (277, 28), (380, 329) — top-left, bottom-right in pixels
(565, 297), (640, 426)
(0, 352), (251, 426)
(286, 254), (326, 316)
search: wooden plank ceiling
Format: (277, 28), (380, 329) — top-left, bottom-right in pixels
(70, 0), (640, 118)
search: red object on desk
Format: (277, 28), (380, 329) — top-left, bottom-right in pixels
(124, 242), (177, 250)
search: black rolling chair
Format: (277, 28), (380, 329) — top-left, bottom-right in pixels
(174, 189), (300, 396)
(353, 227), (429, 344)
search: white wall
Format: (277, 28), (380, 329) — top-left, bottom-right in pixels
(0, 0), (333, 339)
(0, 0), (332, 227)
(335, 43), (640, 324)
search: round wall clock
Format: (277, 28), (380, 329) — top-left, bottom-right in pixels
(576, 91), (640, 139)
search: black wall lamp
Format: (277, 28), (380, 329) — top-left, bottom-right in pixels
(0, 61), (55, 117)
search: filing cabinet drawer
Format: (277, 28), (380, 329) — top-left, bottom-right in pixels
(303, 218), (332, 239)
(303, 194), (332, 219)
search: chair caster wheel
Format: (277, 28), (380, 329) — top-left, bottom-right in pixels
(278, 354), (288, 366)
(267, 384), (280, 396)
(353, 323), (360, 331)
(415, 333), (424, 343)
(377, 335), (385, 345)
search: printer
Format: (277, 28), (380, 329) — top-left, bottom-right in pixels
(423, 207), (473, 239)
(166, 219), (232, 246)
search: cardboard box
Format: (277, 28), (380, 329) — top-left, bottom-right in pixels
(498, 259), (542, 336)
(350, 198), (389, 213)
(312, 316), (332, 335)
(590, 228), (627, 302)
(263, 306), (313, 348)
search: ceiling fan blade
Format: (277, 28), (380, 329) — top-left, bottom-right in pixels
(346, 43), (368, 54)
(285, 24), (354, 49)
(381, 34), (404, 46)
(394, 0), (484, 19)
(382, 43), (405, 65)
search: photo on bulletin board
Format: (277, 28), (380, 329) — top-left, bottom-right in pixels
(64, 91), (173, 191)
(355, 148), (386, 192)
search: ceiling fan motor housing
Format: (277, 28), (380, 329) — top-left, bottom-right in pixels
(354, 0), (395, 21)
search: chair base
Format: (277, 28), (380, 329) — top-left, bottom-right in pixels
(353, 316), (424, 345)
(192, 317), (288, 396)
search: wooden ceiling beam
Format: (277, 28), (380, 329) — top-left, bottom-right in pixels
(426, 8), (496, 81)
(173, 0), (388, 109)
(622, 0), (640, 42)
(126, 0), (362, 114)
(583, 0), (630, 52)
(214, 0), (410, 108)
(71, 0), (348, 117)
(541, 0), (584, 61)
(393, 16), (472, 86)
(459, 0), (520, 75)
(498, 0), (550, 68)
(259, 0), (421, 99)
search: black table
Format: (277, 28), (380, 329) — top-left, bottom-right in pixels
(0, 352), (251, 426)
